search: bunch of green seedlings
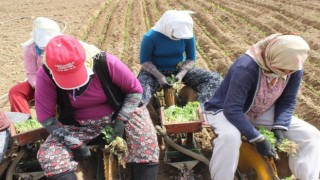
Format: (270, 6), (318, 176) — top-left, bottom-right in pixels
(259, 127), (298, 156)
(164, 101), (200, 123)
(14, 118), (42, 133)
(102, 125), (128, 168)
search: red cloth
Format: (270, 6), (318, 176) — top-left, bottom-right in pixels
(0, 111), (11, 131)
(8, 81), (34, 115)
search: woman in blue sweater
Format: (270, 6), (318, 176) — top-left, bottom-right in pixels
(204, 34), (320, 180)
(138, 10), (222, 105)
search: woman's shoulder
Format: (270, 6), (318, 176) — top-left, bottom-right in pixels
(233, 54), (259, 70)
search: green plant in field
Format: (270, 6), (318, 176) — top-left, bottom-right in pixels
(97, 0), (120, 46)
(121, 0), (133, 60)
(142, 0), (150, 29)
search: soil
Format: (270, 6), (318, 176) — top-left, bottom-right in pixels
(1, 0), (320, 179)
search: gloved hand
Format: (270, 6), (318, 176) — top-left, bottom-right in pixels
(114, 120), (125, 138)
(272, 129), (285, 147)
(256, 138), (277, 158)
(141, 61), (173, 88)
(175, 69), (188, 83)
(158, 76), (173, 88)
(175, 60), (195, 83)
(72, 143), (91, 162)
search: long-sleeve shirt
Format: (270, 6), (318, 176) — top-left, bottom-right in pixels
(205, 54), (302, 140)
(0, 111), (11, 131)
(24, 43), (43, 88)
(35, 53), (143, 122)
(140, 30), (196, 70)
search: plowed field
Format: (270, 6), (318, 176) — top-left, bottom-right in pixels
(1, 0), (320, 129)
(1, 0), (320, 178)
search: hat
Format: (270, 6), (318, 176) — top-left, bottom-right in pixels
(21, 17), (61, 49)
(45, 35), (91, 90)
(33, 17), (61, 49)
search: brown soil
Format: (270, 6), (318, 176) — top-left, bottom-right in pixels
(1, 0), (320, 179)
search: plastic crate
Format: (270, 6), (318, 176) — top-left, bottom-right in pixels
(160, 105), (205, 134)
(9, 124), (49, 146)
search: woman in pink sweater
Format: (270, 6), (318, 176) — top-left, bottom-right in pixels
(8, 17), (61, 116)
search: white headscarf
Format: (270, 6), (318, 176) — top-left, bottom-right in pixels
(22, 17), (62, 49)
(152, 10), (195, 40)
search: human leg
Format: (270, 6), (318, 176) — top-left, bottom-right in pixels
(251, 107), (320, 179)
(125, 106), (159, 179)
(132, 162), (159, 180)
(204, 111), (242, 180)
(38, 116), (111, 177)
(0, 129), (10, 164)
(285, 117), (320, 180)
(46, 170), (77, 180)
(137, 70), (160, 104)
(8, 81), (34, 115)
(183, 68), (222, 103)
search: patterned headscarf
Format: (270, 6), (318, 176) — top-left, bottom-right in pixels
(246, 34), (310, 85)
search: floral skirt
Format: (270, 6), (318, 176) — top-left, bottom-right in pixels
(37, 106), (159, 176)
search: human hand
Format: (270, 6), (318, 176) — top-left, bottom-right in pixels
(272, 129), (285, 147)
(175, 69), (188, 83)
(256, 138), (277, 158)
(113, 120), (125, 138)
(158, 77), (173, 88)
(72, 143), (91, 162)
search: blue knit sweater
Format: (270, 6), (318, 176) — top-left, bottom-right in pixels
(139, 30), (196, 70)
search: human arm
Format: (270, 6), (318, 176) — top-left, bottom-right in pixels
(141, 61), (172, 87)
(105, 54), (144, 137)
(271, 71), (302, 147)
(175, 37), (196, 82)
(175, 60), (195, 82)
(113, 93), (142, 138)
(273, 71), (302, 130)
(222, 67), (263, 142)
(24, 45), (40, 88)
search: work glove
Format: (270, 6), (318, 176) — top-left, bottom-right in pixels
(255, 138), (277, 158)
(158, 76), (173, 88)
(175, 69), (188, 83)
(41, 117), (91, 161)
(113, 119), (125, 138)
(175, 60), (195, 83)
(272, 129), (285, 147)
(141, 61), (173, 88)
(72, 142), (91, 162)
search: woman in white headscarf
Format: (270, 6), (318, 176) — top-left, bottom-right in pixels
(138, 10), (222, 105)
(204, 34), (320, 180)
(8, 17), (61, 116)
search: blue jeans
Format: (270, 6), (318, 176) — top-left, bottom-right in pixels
(0, 129), (10, 163)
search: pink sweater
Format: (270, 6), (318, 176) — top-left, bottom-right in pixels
(0, 111), (11, 131)
(35, 53), (142, 122)
(24, 43), (43, 88)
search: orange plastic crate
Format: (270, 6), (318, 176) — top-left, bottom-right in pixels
(9, 124), (49, 146)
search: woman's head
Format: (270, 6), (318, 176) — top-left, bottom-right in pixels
(22, 17), (61, 49)
(246, 34), (310, 76)
(152, 10), (195, 40)
(44, 35), (100, 90)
